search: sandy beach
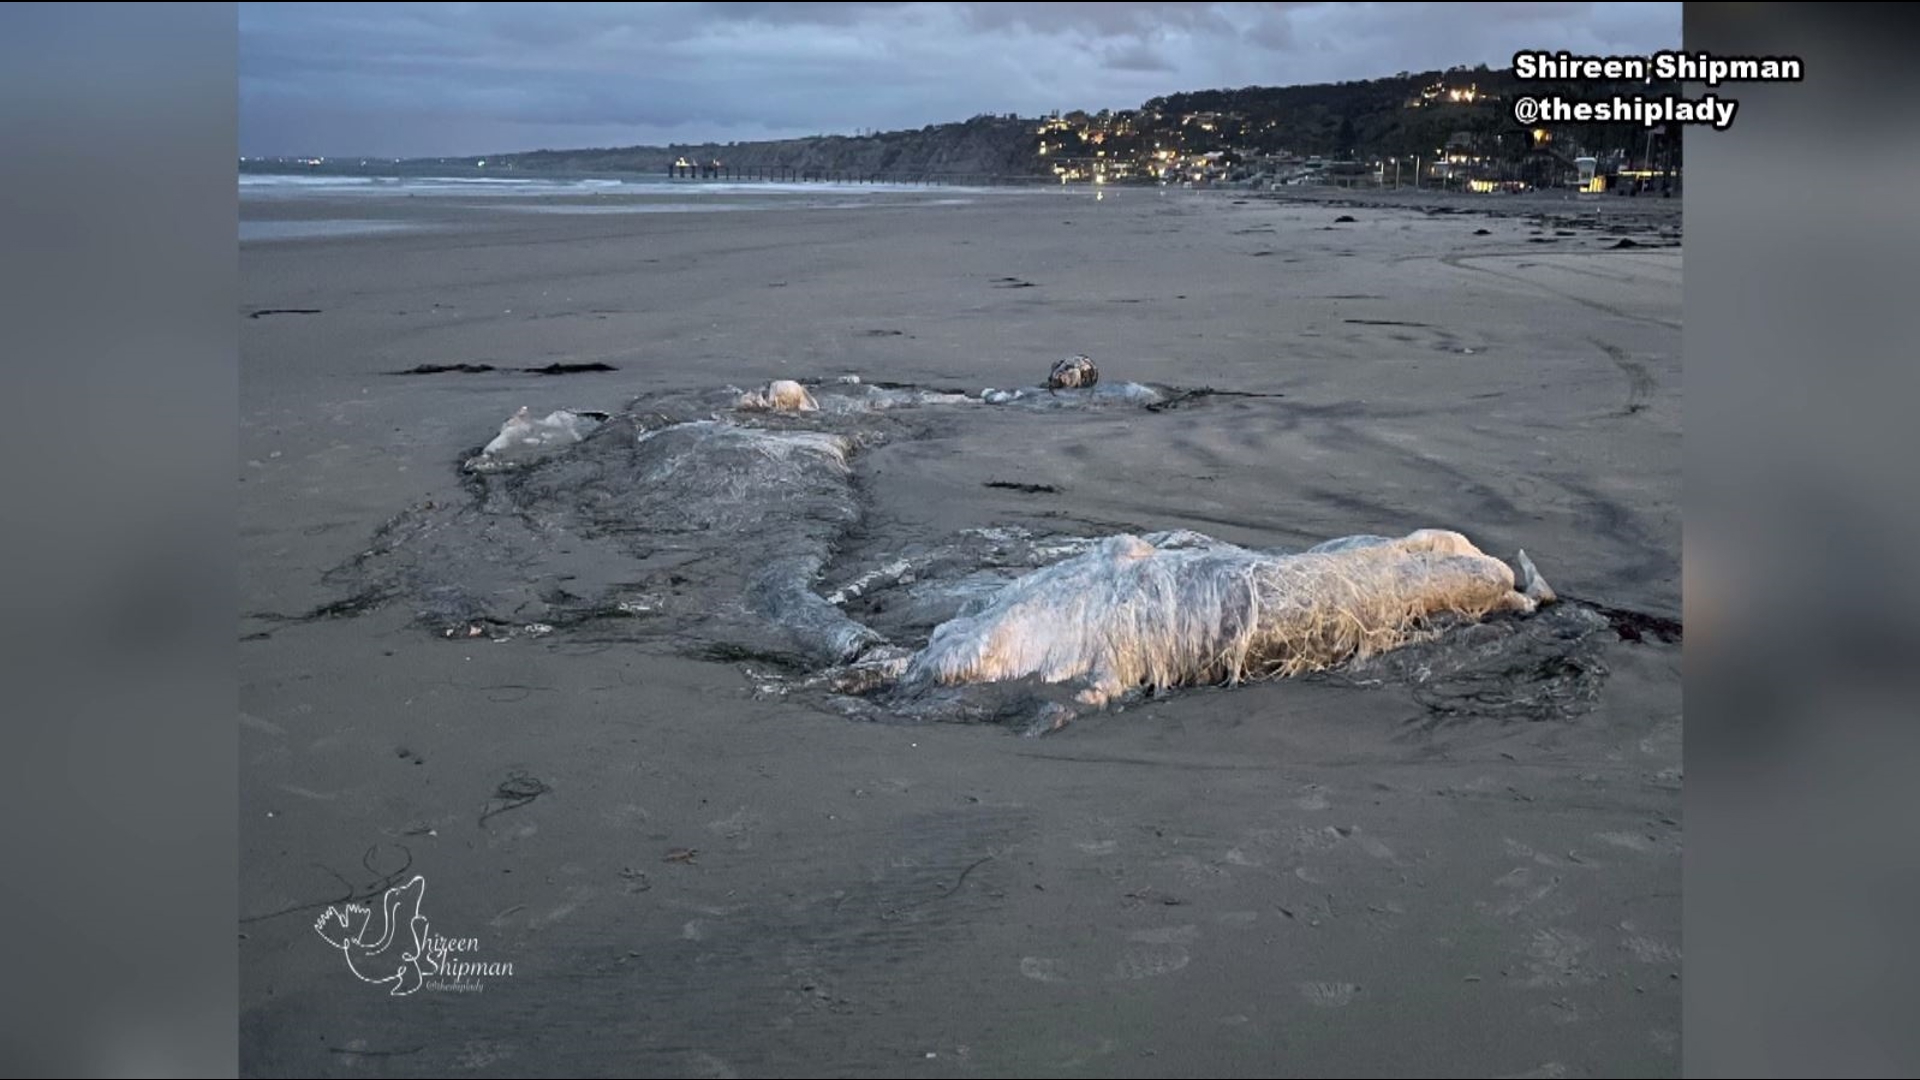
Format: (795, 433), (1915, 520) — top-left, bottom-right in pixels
(239, 185), (1680, 1077)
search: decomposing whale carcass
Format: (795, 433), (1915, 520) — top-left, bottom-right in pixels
(896, 528), (1557, 708)
(308, 366), (1619, 734)
(467, 406), (606, 471)
(483, 406), (603, 454)
(736, 378), (819, 413)
(1046, 354), (1099, 391)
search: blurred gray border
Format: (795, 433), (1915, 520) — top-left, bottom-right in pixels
(1687, 3), (1920, 1076)
(0, 3), (239, 1074)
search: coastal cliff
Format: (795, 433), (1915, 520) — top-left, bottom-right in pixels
(494, 114), (1044, 180)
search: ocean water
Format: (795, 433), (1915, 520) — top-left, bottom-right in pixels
(238, 170), (1008, 240)
(494, 197), (980, 215)
(240, 170), (1006, 197)
(238, 173), (634, 197)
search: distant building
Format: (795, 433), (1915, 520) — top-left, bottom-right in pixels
(1576, 156), (1602, 193)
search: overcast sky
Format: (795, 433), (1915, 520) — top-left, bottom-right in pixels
(239, 2), (1681, 158)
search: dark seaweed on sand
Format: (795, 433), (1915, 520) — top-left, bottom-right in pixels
(526, 362), (619, 375)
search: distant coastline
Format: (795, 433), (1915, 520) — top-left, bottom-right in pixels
(242, 62), (1678, 195)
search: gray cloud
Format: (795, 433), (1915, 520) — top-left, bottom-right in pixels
(239, 2), (1680, 158)
(1102, 38), (1178, 74)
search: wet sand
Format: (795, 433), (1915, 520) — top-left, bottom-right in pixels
(240, 187), (1681, 1077)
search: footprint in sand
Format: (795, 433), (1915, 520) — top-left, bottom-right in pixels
(451, 1039), (514, 1070)
(599, 802), (651, 829)
(707, 807), (762, 848)
(1524, 928), (1594, 987)
(526, 884), (595, 930)
(1503, 838), (1568, 867)
(1161, 853), (1233, 890)
(1050, 1036), (1118, 1070)
(1529, 997), (1583, 1025)
(1112, 925), (1198, 979)
(1497, 1064), (1568, 1080)
(1295, 786), (1331, 811)
(1350, 830), (1397, 861)
(1298, 981), (1361, 1007)
(1020, 956), (1069, 983)
(1480, 867), (1563, 919)
(1621, 935), (1680, 964)
(677, 1051), (738, 1079)
(1113, 944), (1190, 980)
(1291, 825), (1346, 854)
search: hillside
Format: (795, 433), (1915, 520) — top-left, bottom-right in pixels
(492, 114), (1043, 180)
(1136, 64), (1668, 161)
(458, 65), (1676, 181)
